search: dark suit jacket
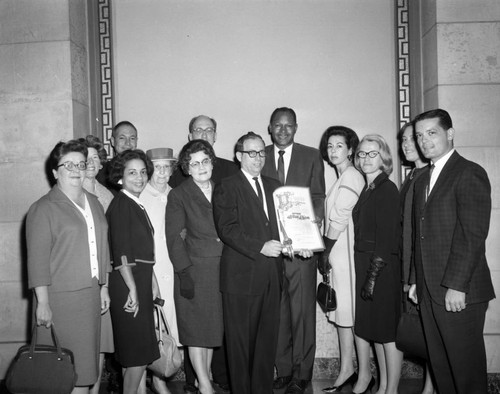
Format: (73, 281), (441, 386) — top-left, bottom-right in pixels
(213, 171), (282, 296)
(353, 173), (400, 261)
(261, 143), (325, 220)
(166, 177), (223, 273)
(106, 191), (155, 268)
(169, 156), (239, 188)
(410, 151), (495, 305)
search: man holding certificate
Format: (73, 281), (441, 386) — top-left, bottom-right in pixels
(262, 107), (326, 394)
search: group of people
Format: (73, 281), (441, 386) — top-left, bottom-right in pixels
(25, 107), (494, 394)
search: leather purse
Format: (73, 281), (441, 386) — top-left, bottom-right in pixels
(147, 304), (182, 378)
(317, 273), (337, 312)
(396, 298), (427, 359)
(6, 324), (77, 394)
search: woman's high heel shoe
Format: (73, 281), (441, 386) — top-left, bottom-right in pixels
(322, 372), (358, 392)
(352, 376), (376, 394)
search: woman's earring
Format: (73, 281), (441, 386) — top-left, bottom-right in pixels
(347, 154), (352, 161)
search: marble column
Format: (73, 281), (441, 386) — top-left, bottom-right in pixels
(0, 0), (90, 377)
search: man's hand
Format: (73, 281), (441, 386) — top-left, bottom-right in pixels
(445, 288), (466, 312)
(408, 284), (418, 304)
(261, 240), (283, 257)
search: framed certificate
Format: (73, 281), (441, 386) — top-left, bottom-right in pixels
(273, 186), (325, 252)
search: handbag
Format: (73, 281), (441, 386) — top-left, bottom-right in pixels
(396, 298), (427, 359)
(317, 273), (337, 313)
(6, 323), (77, 394)
(147, 304), (182, 378)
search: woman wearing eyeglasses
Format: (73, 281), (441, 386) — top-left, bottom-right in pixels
(106, 149), (160, 394)
(166, 140), (224, 394)
(26, 140), (111, 394)
(351, 135), (402, 394)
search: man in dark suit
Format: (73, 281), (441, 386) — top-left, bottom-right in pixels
(409, 109), (495, 394)
(97, 120), (138, 194)
(167, 114), (236, 393)
(213, 132), (284, 394)
(169, 115), (238, 188)
(261, 107), (325, 393)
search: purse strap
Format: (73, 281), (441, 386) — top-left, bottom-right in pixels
(322, 273), (330, 285)
(30, 323), (64, 359)
(154, 304), (174, 343)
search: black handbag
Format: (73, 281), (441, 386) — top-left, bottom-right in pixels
(396, 298), (427, 360)
(6, 324), (77, 394)
(317, 273), (337, 312)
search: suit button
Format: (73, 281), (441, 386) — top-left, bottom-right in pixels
(421, 217), (424, 221)
(265, 222), (269, 226)
(216, 238), (221, 242)
(421, 236), (424, 239)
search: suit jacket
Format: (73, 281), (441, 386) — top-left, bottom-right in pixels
(106, 192), (155, 268)
(166, 177), (223, 273)
(169, 156), (239, 188)
(352, 173), (400, 261)
(213, 171), (282, 295)
(27, 185), (111, 292)
(410, 151), (495, 305)
(261, 143), (325, 220)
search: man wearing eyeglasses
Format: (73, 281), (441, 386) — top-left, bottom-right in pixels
(261, 107), (325, 394)
(97, 120), (138, 195)
(213, 132), (284, 394)
(169, 115), (238, 188)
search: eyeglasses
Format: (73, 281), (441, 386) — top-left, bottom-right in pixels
(189, 158), (212, 169)
(57, 161), (87, 171)
(357, 151), (380, 159)
(192, 127), (215, 135)
(240, 150), (267, 158)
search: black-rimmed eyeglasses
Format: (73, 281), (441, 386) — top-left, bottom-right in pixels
(240, 150), (266, 158)
(357, 151), (380, 159)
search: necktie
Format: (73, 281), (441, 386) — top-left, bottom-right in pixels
(277, 150), (285, 185)
(426, 164), (435, 200)
(253, 177), (264, 205)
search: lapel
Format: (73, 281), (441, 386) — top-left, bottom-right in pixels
(237, 171), (268, 219)
(184, 177), (213, 209)
(426, 151), (460, 205)
(286, 143), (301, 185)
(355, 172), (389, 210)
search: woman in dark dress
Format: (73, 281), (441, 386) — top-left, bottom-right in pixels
(107, 150), (160, 394)
(351, 134), (402, 394)
(166, 140), (223, 394)
(398, 123), (435, 394)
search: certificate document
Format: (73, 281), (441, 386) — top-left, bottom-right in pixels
(273, 186), (325, 252)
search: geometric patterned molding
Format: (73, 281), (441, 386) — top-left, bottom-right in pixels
(98, 0), (114, 157)
(396, 0), (412, 183)
(396, 0), (411, 129)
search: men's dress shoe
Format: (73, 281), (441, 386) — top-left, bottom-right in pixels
(285, 379), (309, 394)
(352, 376), (376, 394)
(322, 372), (358, 392)
(273, 375), (293, 389)
(183, 383), (198, 393)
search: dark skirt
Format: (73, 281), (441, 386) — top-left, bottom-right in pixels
(36, 278), (101, 386)
(354, 251), (401, 343)
(174, 255), (223, 347)
(109, 262), (160, 367)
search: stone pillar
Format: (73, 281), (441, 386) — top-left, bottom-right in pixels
(0, 0), (90, 377)
(410, 0), (500, 373)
